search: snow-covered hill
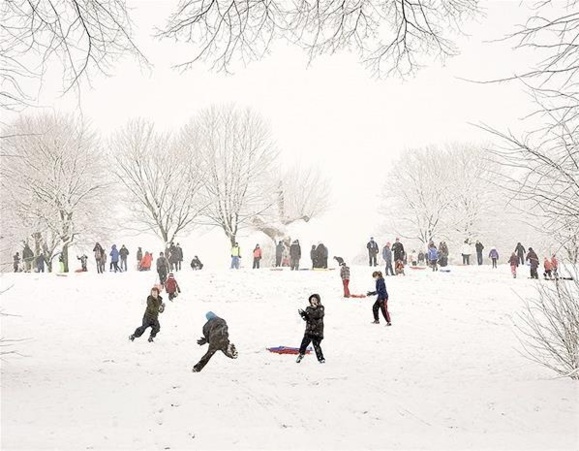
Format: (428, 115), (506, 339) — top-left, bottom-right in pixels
(1, 265), (577, 450)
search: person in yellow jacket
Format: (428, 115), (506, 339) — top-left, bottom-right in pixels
(230, 242), (241, 269)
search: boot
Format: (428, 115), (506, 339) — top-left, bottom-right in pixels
(129, 334), (135, 341)
(296, 354), (304, 363)
(148, 336), (154, 343)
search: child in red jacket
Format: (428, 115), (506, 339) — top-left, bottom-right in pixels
(165, 273), (181, 301)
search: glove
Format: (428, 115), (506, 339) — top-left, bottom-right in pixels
(366, 291), (375, 296)
(159, 303), (165, 313)
(298, 309), (308, 320)
(197, 337), (207, 346)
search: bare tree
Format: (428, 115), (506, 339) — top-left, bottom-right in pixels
(0, 113), (109, 272)
(251, 162), (330, 244)
(0, 0), (147, 109)
(515, 272), (579, 380)
(188, 105), (279, 246)
(111, 119), (206, 246)
(157, 0), (479, 77)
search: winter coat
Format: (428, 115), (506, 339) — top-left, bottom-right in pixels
(165, 276), (181, 294)
(439, 242), (449, 256)
(276, 243), (284, 257)
(382, 246), (392, 262)
(176, 246), (184, 262)
(231, 246), (241, 257)
(551, 256), (558, 270)
(93, 243), (103, 261)
(367, 240), (379, 255)
(316, 244), (328, 259)
(508, 255), (519, 267)
(109, 245), (120, 263)
(157, 256), (170, 273)
(460, 243), (472, 255)
(489, 249), (499, 259)
(22, 245), (34, 261)
(428, 247), (439, 261)
(391, 242), (405, 261)
(515, 243), (526, 256)
(290, 242), (301, 259)
(136, 248), (143, 261)
(144, 294), (164, 319)
(302, 305), (325, 338)
(369, 277), (388, 300)
(169, 245), (179, 263)
(544, 259), (553, 271)
(202, 316), (232, 351)
(526, 250), (539, 269)
(340, 265), (350, 280)
(141, 253), (153, 269)
(475, 242), (484, 253)
(253, 247), (262, 259)
(119, 246), (129, 259)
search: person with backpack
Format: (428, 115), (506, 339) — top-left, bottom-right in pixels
(192, 312), (238, 372)
(296, 294), (325, 364)
(367, 271), (391, 326)
(129, 286), (166, 343)
(165, 272), (181, 300)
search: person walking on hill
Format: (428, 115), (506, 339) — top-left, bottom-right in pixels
(526, 247), (539, 279)
(489, 247), (499, 269)
(367, 271), (391, 326)
(515, 242), (526, 266)
(475, 241), (485, 266)
(508, 252), (519, 278)
(157, 251), (170, 285)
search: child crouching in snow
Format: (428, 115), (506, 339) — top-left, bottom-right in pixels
(296, 294), (325, 364)
(165, 272), (181, 301)
(129, 287), (165, 343)
(367, 271), (391, 326)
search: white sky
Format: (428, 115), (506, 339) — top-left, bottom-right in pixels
(1, 0), (553, 267)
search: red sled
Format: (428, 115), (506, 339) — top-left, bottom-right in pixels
(348, 294), (367, 298)
(267, 346), (312, 355)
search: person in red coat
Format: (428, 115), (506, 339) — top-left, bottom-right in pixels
(252, 244), (262, 269)
(508, 252), (519, 279)
(165, 273), (181, 301)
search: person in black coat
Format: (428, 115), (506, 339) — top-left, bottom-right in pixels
(526, 247), (540, 279)
(391, 238), (405, 262)
(192, 312), (238, 372)
(129, 287), (166, 343)
(290, 240), (301, 270)
(475, 241), (485, 266)
(190, 255), (204, 270)
(515, 242), (526, 266)
(296, 294), (325, 363)
(316, 243), (328, 269)
(310, 245), (318, 269)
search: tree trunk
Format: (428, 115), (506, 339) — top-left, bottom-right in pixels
(62, 243), (69, 273)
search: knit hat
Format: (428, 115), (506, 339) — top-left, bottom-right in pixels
(206, 311), (217, 320)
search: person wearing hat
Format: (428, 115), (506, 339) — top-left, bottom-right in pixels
(339, 261), (351, 298)
(366, 237), (379, 267)
(129, 286), (166, 343)
(192, 312), (238, 372)
(296, 294), (325, 363)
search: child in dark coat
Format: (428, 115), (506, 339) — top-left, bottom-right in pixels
(164, 272), (181, 301)
(192, 312), (238, 372)
(129, 287), (165, 343)
(367, 271), (391, 326)
(297, 294), (325, 363)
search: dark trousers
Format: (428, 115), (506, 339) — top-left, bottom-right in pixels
(193, 344), (235, 372)
(530, 268), (539, 279)
(158, 270), (167, 285)
(111, 261), (120, 272)
(385, 261), (394, 276)
(373, 299), (391, 323)
(290, 258), (300, 270)
(491, 258), (497, 268)
(275, 255), (282, 267)
(369, 253), (377, 266)
(430, 259), (438, 271)
(120, 257), (127, 271)
(477, 252), (483, 265)
(133, 316), (160, 339)
(518, 254), (525, 266)
(299, 334), (324, 361)
(253, 258), (260, 269)
(462, 255), (470, 265)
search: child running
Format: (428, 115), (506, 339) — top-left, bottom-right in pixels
(129, 287), (165, 343)
(165, 272), (181, 301)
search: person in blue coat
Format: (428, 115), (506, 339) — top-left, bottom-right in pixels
(428, 244), (439, 272)
(367, 271), (391, 326)
(109, 244), (120, 273)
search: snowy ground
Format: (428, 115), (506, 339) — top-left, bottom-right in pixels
(1, 264), (578, 450)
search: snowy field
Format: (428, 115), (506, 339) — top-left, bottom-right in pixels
(1, 264), (578, 450)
